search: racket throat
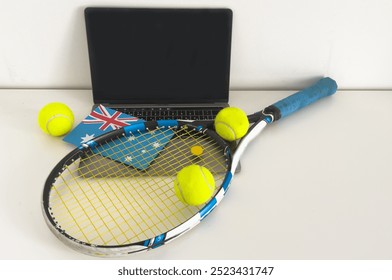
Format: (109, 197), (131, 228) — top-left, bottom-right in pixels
(263, 105), (281, 122)
(230, 120), (268, 174)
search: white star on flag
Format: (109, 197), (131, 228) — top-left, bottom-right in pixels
(124, 156), (133, 162)
(152, 142), (161, 149)
(81, 134), (95, 143)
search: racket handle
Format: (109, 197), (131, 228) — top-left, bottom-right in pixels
(266, 77), (337, 121)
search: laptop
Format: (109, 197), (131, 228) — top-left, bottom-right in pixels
(84, 7), (233, 121)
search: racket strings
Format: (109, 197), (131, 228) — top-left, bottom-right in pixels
(54, 160), (186, 245)
(53, 169), (129, 244)
(79, 130), (194, 240)
(61, 174), (134, 244)
(54, 128), (222, 226)
(77, 126), (227, 178)
(131, 127), (227, 177)
(49, 126), (228, 246)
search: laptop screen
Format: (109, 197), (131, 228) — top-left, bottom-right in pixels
(85, 8), (232, 104)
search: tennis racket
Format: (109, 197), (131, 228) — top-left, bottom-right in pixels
(42, 77), (337, 256)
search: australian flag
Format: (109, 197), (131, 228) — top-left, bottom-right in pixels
(63, 104), (143, 146)
(63, 105), (174, 170)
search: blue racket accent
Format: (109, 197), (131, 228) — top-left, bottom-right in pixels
(196, 125), (204, 131)
(222, 172), (233, 191)
(200, 198), (217, 219)
(264, 116), (273, 123)
(151, 233), (166, 248)
(84, 140), (98, 148)
(142, 233), (166, 248)
(273, 77), (337, 119)
(123, 122), (147, 135)
(156, 119), (178, 128)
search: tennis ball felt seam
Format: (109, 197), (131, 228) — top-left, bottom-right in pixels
(38, 102), (74, 136)
(176, 182), (189, 205)
(46, 114), (73, 133)
(214, 121), (236, 140)
(175, 177), (213, 205)
(174, 165), (215, 206)
(199, 165), (215, 193)
(214, 107), (249, 141)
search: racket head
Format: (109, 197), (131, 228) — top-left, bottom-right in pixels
(43, 78), (337, 256)
(42, 120), (233, 256)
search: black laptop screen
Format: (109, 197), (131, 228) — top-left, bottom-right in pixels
(85, 8), (232, 104)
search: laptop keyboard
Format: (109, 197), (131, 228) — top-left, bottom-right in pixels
(113, 107), (224, 121)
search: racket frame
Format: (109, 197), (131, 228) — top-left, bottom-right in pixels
(42, 119), (237, 256)
(42, 77), (337, 256)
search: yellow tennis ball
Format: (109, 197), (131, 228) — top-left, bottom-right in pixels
(214, 107), (249, 141)
(174, 165), (216, 206)
(38, 102), (74, 136)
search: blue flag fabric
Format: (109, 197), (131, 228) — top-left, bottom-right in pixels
(63, 105), (174, 170)
(96, 128), (175, 170)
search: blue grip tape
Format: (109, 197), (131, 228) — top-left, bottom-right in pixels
(273, 77), (337, 119)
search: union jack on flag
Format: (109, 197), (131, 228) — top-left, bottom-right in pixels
(82, 104), (139, 131)
(63, 104), (143, 146)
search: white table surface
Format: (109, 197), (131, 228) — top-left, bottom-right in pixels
(1, 89), (391, 260)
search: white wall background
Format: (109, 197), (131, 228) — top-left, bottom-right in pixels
(0, 0), (391, 90)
